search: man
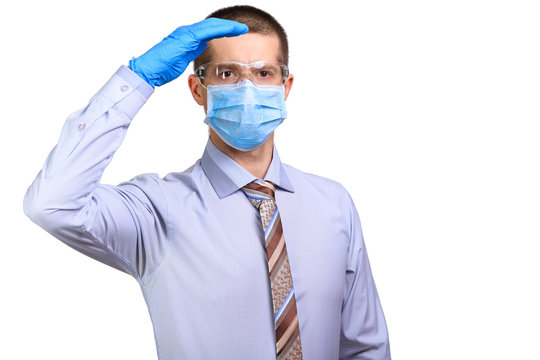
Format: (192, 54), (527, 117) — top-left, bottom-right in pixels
(23, 5), (390, 360)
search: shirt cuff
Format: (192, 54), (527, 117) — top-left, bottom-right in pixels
(116, 65), (154, 99)
(90, 65), (154, 120)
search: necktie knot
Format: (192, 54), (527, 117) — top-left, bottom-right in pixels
(243, 181), (277, 228)
(243, 180), (276, 201)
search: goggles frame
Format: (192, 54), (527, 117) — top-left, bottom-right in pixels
(195, 60), (289, 88)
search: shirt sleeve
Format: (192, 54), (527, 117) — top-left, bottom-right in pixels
(339, 190), (391, 360)
(23, 66), (169, 282)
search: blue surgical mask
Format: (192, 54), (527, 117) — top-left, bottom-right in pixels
(204, 80), (287, 151)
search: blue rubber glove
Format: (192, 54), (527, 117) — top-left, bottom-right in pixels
(129, 18), (249, 88)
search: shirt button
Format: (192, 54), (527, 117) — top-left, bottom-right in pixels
(78, 123), (86, 131)
(120, 85), (129, 92)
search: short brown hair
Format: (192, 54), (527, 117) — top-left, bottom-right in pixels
(193, 5), (289, 70)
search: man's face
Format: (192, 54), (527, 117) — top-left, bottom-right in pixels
(188, 32), (294, 111)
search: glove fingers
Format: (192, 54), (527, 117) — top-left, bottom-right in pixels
(185, 17), (249, 42)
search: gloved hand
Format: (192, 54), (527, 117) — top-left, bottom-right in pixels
(129, 18), (249, 88)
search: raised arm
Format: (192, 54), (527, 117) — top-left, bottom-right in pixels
(23, 66), (163, 279)
(23, 18), (249, 281)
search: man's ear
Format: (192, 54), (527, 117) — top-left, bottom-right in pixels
(188, 74), (205, 106)
(284, 73), (294, 100)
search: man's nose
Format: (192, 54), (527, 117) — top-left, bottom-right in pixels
(238, 71), (256, 83)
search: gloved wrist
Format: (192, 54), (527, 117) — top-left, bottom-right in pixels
(129, 57), (155, 89)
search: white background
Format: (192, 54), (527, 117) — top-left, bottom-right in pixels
(1, 0), (539, 359)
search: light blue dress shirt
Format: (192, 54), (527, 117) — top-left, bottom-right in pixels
(23, 66), (391, 360)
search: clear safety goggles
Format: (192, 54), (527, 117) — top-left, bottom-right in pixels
(195, 60), (289, 88)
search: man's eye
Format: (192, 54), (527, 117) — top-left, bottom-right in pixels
(258, 70), (274, 78)
(219, 71), (233, 79)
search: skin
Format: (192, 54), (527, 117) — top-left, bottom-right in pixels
(188, 33), (294, 179)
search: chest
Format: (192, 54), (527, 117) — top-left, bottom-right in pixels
(155, 189), (349, 312)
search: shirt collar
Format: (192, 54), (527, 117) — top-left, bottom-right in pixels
(200, 138), (295, 199)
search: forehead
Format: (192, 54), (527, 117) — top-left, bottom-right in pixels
(207, 33), (281, 64)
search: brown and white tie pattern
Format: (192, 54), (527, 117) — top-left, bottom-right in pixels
(243, 180), (303, 360)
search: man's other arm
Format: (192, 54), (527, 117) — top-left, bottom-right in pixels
(339, 190), (391, 359)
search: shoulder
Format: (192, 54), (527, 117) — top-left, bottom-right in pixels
(116, 160), (203, 201)
(282, 163), (354, 210)
(121, 160), (201, 186)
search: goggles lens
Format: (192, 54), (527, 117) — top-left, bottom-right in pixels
(196, 61), (289, 87)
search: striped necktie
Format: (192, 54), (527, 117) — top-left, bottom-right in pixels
(243, 180), (303, 360)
